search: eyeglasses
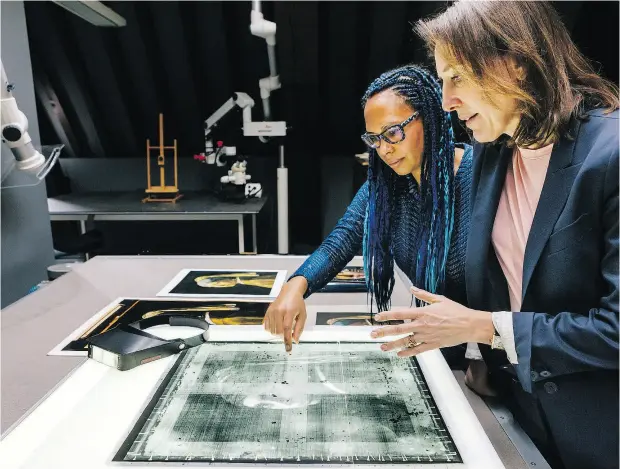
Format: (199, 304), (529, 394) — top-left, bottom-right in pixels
(361, 111), (420, 149)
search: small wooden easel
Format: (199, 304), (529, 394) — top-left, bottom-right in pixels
(143, 113), (183, 203)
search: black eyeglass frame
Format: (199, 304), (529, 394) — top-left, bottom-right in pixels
(361, 111), (420, 149)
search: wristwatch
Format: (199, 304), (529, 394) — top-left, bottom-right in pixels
(491, 329), (505, 350)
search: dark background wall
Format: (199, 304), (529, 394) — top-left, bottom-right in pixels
(1, 1), (55, 308)
(25, 0), (619, 255)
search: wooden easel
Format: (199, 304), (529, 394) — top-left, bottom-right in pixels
(142, 113), (183, 203)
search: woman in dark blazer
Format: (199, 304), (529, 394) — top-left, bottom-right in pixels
(371, 2), (619, 469)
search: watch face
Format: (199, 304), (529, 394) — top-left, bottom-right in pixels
(492, 334), (505, 350)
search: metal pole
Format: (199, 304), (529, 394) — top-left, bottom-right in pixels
(267, 44), (277, 78)
(277, 145), (288, 253)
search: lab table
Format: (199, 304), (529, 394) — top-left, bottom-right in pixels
(48, 192), (267, 254)
(0, 255), (548, 469)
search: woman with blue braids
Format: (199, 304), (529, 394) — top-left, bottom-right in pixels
(263, 64), (475, 367)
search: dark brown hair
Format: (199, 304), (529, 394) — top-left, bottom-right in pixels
(415, 1), (619, 147)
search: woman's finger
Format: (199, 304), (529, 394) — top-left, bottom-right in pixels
(370, 322), (414, 339)
(379, 334), (419, 352)
(271, 310), (281, 335)
(396, 341), (434, 358)
(374, 309), (421, 322)
(292, 311), (306, 344)
(410, 286), (444, 304)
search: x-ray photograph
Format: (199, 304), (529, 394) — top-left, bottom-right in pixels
(116, 342), (461, 464)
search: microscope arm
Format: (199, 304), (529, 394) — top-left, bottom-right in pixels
(250, 3), (280, 120)
(204, 92), (255, 140)
(203, 92), (255, 158)
(1, 59), (45, 172)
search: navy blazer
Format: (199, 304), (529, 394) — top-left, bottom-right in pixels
(467, 109), (619, 469)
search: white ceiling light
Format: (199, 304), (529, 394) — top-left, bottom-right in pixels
(51, 1), (126, 27)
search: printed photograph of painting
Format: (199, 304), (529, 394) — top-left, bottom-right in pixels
(158, 269), (287, 298)
(48, 298), (270, 356)
(319, 266), (367, 293)
(316, 312), (404, 327)
(316, 312), (374, 326)
(115, 342), (461, 464)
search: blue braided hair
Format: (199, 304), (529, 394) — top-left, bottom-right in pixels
(361, 64), (456, 312)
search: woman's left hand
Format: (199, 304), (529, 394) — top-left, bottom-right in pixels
(370, 286), (495, 357)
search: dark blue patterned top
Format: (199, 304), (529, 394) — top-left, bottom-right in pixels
(292, 144), (472, 305)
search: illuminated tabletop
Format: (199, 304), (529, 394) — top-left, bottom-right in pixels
(0, 256), (546, 469)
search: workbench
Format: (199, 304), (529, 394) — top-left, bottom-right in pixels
(48, 192), (268, 254)
(0, 256), (548, 469)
